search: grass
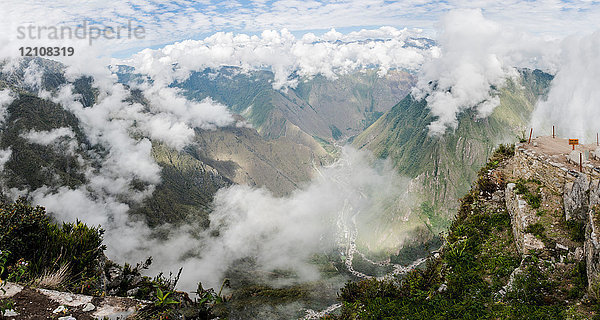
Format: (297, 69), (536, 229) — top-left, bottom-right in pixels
(515, 179), (542, 209)
(35, 264), (70, 290)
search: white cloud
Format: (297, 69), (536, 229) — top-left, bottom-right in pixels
(531, 31), (600, 142)
(0, 57), (239, 285)
(412, 9), (558, 135)
(21, 127), (79, 156)
(0, 89), (16, 124)
(2, 1), (600, 59)
(123, 27), (432, 89)
(0, 148), (12, 172)
(21, 127), (75, 145)
(144, 147), (415, 290)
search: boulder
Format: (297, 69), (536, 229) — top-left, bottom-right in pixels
(564, 174), (590, 221)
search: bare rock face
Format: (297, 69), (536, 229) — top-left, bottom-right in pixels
(586, 212), (600, 296)
(589, 179), (600, 207)
(586, 181), (600, 295)
(564, 174), (590, 221)
(505, 183), (545, 254)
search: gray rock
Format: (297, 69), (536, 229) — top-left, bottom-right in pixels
(564, 174), (590, 221)
(82, 303), (95, 312)
(586, 207), (600, 293)
(506, 183), (542, 254)
(126, 288), (139, 297)
(53, 305), (67, 314)
(2, 309), (19, 317)
(590, 180), (600, 207)
(437, 284), (447, 292)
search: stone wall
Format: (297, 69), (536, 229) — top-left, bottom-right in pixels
(505, 183), (545, 254)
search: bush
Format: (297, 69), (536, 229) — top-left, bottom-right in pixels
(0, 198), (105, 290)
(565, 220), (586, 243)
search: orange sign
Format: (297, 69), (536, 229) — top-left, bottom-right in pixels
(569, 139), (579, 145)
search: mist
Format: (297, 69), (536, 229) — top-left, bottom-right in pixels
(133, 146), (415, 290)
(531, 31), (600, 142)
(413, 9), (558, 136)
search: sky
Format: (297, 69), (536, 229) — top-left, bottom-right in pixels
(2, 0), (600, 57)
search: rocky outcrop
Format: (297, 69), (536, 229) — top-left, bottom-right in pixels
(586, 206), (600, 296)
(586, 181), (600, 296)
(510, 143), (600, 295)
(510, 146), (573, 193)
(564, 174), (590, 221)
(0, 282), (148, 319)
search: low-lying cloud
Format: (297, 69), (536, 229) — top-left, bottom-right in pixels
(531, 31), (600, 142)
(413, 9), (558, 135)
(143, 146), (414, 290)
(0, 57), (235, 272)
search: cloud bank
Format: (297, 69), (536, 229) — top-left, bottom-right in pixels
(122, 27), (433, 89)
(531, 31), (600, 142)
(412, 9), (558, 135)
(3, 0), (600, 58)
(145, 146), (413, 290)
(0, 57), (235, 268)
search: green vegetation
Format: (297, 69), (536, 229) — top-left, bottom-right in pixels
(353, 69), (552, 229)
(566, 220), (586, 242)
(525, 223), (554, 247)
(330, 125), (343, 140)
(0, 198), (104, 292)
(515, 179), (542, 209)
(0, 198), (225, 319)
(153, 286), (181, 308)
(0, 94), (89, 192)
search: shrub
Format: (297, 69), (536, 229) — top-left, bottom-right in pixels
(565, 220), (586, 243)
(0, 198), (105, 290)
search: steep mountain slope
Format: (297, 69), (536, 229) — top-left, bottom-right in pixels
(0, 92), (89, 193)
(353, 69), (553, 230)
(170, 67), (415, 142)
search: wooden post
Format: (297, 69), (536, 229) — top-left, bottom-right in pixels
(597, 133), (598, 146)
(552, 126), (555, 138)
(580, 153), (583, 172)
(528, 128), (533, 144)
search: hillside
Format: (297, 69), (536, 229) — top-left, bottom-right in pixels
(159, 67), (415, 142)
(353, 69), (554, 232)
(332, 138), (600, 319)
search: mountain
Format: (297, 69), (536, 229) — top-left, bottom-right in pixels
(353, 69), (554, 232)
(130, 66), (416, 143)
(0, 57), (560, 319)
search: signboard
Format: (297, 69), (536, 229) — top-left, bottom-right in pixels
(569, 139), (579, 145)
